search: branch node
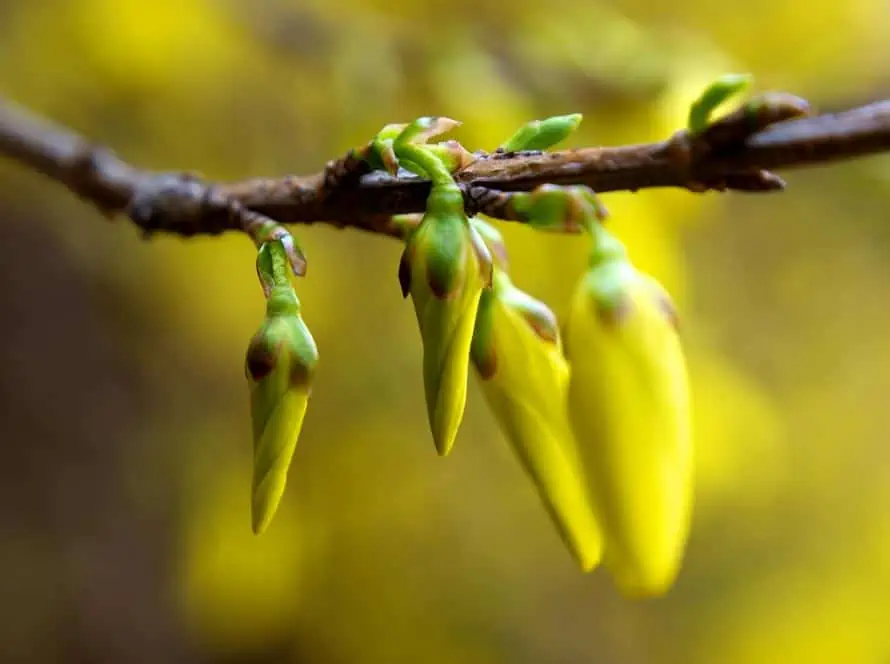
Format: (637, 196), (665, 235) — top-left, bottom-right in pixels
(660, 93), (808, 194)
(320, 148), (372, 201)
(127, 172), (224, 237)
(699, 92), (812, 151)
(464, 185), (515, 219)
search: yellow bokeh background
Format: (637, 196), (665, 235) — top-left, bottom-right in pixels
(1, 1), (889, 662)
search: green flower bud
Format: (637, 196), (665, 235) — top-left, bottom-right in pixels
(393, 121), (493, 456)
(499, 113), (583, 152)
(400, 201), (490, 456)
(246, 241), (319, 534)
(565, 222), (692, 597)
(471, 269), (602, 571)
(508, 184), (607, 233)
(687, 73), (753, 133)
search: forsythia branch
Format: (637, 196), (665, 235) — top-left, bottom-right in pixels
(1, 95), (889, 240)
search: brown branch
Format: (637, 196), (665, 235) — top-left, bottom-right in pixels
(2, 95), (889, 241)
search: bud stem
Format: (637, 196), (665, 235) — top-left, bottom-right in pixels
(393, 141), (458, 190)
(586, 220), (628, 267)
(257, 240), (301, 317)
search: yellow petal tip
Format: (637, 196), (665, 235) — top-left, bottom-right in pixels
(577, 553), (602, 574)
(251, 493), (279, 535)
(610, 564), (679, 599)
(433, 433), (455, 457)
(251, 510), (271, 536)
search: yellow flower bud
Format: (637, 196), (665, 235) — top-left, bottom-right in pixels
(565, 224), (692, 597)
(473, 269), (602, 571)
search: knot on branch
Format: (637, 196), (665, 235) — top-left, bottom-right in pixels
(127, 173), (245, 237)
(660, 92), (812, 193)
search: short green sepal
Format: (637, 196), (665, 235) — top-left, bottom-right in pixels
(687, 73), (753, 133)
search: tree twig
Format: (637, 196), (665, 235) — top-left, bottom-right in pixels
(1, 95), (889, 240)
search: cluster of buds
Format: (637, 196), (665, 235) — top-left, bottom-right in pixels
(379, 114), (691, 596)
(238, 76), (799, 596)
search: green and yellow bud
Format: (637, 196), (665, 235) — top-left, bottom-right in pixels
(565, 223), (692, 597)
(471, 268), (602, 571)
(400, 193), (490, 456)
(394, 119), (492, 456)
(246, 241), (319, 535)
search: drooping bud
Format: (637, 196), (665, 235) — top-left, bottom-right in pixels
(394, 119), (492, 455)
(565, 221), (693, 596)
(471, 268), (602, 571)
(246, 240), (318, 534)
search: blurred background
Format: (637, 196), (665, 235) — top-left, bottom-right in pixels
(1, 1), (890, 662)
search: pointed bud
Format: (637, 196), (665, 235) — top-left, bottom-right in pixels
(565, 223), (692, 596)
(391, 121), (493, 456)
(401, 201), (490, 455)
(246, 242), (319, 534)
(499, 114), (583, 152)
(471, 270), (602, 571)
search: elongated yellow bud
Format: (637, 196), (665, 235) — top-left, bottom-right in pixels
(400, 205), (489, 455)
(472, 269), (602, 571)
(565, 224), (692, 597)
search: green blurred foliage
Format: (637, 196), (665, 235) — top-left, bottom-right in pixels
(1, 1), (889, 662)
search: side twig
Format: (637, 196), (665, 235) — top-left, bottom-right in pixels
(1, 95), (889, 240)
